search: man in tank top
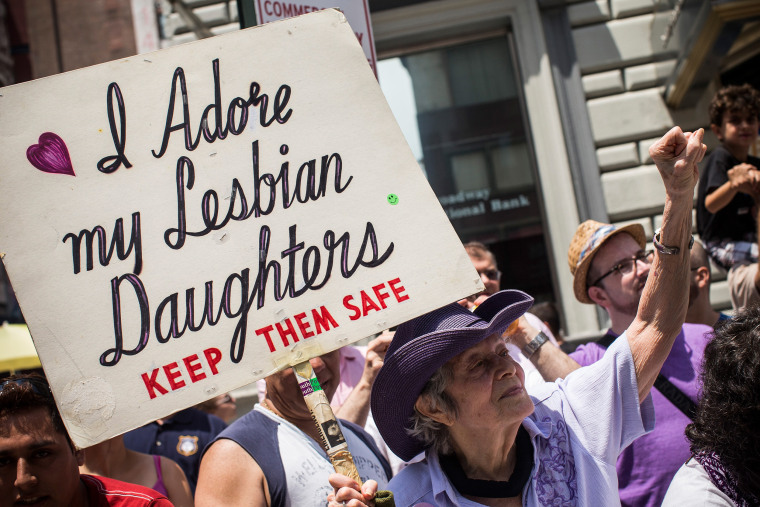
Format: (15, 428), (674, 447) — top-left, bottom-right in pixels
(195, 349), (391, 506)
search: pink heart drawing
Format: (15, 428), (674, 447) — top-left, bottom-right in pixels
(27, 132), (75, 176)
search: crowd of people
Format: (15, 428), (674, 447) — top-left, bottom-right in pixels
(2, 85), (760, 507)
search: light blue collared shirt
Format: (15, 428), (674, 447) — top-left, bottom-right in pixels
(388, 334), (654, 507)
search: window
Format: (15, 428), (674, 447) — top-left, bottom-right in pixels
(379, 35), (553, 301)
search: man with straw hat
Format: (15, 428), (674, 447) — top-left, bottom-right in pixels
(328, 127), (706, 507)
(566, 215), (713, 505)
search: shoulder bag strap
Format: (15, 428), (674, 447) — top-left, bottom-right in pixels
(597, 334), (697, 420)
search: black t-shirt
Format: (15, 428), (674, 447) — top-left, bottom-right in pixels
(696, 145), (760, 244)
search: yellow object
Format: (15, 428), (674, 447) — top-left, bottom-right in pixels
(0, 323), (41, 372)
(505, 319), (519, 335)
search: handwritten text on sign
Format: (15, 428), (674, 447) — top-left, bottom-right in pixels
(0, 9), (480, 447)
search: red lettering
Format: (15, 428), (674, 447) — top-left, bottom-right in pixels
(343, 295), (361, 321)
(360, 290), (382, 316)
(141, 369), (168, 399)
(294, 312), (314, 339)
(163, 362), (186, 390)
(312, 305), (339, 332)
(275, 318), (299, 347)
(256, 324), (276, 352)
(183, 354), (207, 383)
(372, 283), (391, 309)
(355, 32), (364, 45)
(141, 348), (223, 399)
(264, 0), (273, 16)
(204, 347), (222, 375)
(389, 277), (410, 302)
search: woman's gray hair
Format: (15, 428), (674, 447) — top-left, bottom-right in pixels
(406, 363), (458, 456)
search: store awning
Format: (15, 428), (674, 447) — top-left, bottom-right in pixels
(0, 323), (41, 373)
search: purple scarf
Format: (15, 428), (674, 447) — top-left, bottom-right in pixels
(694, 451), (759, 507)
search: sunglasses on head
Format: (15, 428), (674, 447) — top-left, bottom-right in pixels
(0, 377), (53, 398)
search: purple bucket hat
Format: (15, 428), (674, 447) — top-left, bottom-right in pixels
(370, 289), (534, 461)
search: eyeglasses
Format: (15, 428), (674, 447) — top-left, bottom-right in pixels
(479, 269), (501, 281)
(591, 250), (654, 287)
(0, 377), (53, 398)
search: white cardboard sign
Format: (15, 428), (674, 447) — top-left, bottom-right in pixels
(0, 10), (480, 447)
(255, 0), (377, 75)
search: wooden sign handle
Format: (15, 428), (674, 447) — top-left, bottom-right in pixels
(293, 361), (363, 486)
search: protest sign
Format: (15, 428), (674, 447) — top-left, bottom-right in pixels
(254, 0), (377, 75)
(0, 9), (481, 447)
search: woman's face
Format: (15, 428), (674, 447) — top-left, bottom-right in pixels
(444, 334), (534, 432)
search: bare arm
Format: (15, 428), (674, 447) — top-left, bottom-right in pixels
(704, 162), (760, 213)
(507, 316), (580, 381)
(195, 439), (269, 507)
(159, 456), (194, 507)
(704, 181), (736, 213)
(629, 127), (706, 401)
(333, 334), (392, 426)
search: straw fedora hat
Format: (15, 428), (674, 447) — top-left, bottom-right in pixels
(567, 220), (646, 304)
(370, 290), (534, 461)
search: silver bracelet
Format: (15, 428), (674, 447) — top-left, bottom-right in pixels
(653, 228), (694, 255)
(522, 331), (549, 358)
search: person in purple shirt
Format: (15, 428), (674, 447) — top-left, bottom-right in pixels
(565, 218), (713, 507)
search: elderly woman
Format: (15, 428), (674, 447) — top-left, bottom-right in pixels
(662, 306), (760, 506)
(328, 126), (706, 507)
